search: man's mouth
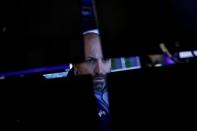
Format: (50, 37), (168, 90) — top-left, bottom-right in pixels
(94, 78), (105, 82)
(93, 76), (105, 83)
(93, 74), (106, 83)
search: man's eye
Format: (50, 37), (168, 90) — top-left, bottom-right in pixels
(102, 58), (110, 63)
(86, 59), (96, 64)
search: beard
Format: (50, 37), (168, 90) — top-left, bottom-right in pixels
(93, 81), (106, 92)
(93, 74), (106, 92)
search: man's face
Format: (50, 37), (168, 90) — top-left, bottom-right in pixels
(74, 33), (111, 91)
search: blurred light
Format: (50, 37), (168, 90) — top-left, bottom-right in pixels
(69, 64), (73, 70)
(0, 76), (5, 80)
(111, 56), (141, 72)
(193, 50), (197, 56)
(43, 72), (68, 79)
(111, 66), (141, 72)
(0, 65), (70, 77)
(82, 10), (92, 16)
(179, 51), (193, 58)
(154, 64), (162, 67)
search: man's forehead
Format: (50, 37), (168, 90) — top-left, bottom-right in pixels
(83, 31), (103, 59)
(83, 30), (101, 49)
(84, 41), (103, 59)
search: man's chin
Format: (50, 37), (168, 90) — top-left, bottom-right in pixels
(93, 81), (106, 92)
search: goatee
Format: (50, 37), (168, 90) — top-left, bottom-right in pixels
(93, 81), (106, 92)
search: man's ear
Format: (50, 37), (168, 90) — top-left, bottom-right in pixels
(73, 64), (79, 75)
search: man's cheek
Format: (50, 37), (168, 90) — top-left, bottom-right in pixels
(82, 67), (94, 75)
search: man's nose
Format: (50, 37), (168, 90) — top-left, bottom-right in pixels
(95, 60), (104, 74)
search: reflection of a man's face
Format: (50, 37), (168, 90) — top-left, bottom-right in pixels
(74, 33), (111, 92)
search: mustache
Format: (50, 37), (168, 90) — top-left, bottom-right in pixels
(93, 74), (106, 80)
